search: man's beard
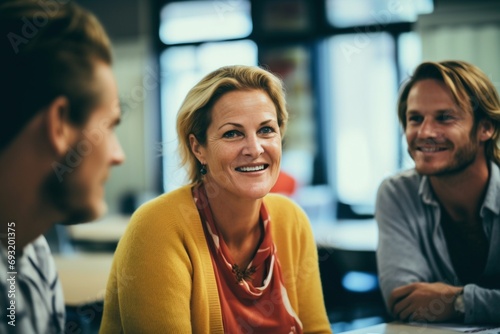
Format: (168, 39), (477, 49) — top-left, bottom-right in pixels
(410, 126), (480, 177)
(41, 156), (98, 225)
(426, 142), (477, 176)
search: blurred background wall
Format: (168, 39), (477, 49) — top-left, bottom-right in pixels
(75, 0), (500, 221)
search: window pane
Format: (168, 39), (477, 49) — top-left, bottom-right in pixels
(260, 46), (315, 186)
(260, 0), (311, 33)
(398, 32), (422, 170)
(160, 1), (252, 44)
(326, 0), (433, 28)
(328, 33), (399, 207)
(160, 40), (258, 192)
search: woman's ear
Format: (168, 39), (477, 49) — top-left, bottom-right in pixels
(45, 96), (76, 156)
(189, 134), (205, 163)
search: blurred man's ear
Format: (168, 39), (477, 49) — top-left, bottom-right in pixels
(44, 96), (76, 156)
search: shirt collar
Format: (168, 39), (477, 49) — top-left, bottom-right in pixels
(418, 174), (437, 206)
(481, 161), (500, 216)
(418, 161), (500, 216)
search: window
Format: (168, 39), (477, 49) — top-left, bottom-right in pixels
(321, 1), (426, 216)
(327, 32), (399, 208)
(398, 32), (422, 170)
(326, 0), (433, 28)
(158, 1), (255, 192)
(160, 1), (252, 44)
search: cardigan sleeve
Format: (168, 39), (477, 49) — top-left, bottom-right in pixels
(100, 198), (195, 333)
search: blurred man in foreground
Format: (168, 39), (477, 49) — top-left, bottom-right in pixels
(0, 1), (125, 332)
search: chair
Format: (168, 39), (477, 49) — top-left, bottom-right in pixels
(314, 220), (389, 327)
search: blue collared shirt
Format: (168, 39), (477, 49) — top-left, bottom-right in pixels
(0, 235), (65, 333)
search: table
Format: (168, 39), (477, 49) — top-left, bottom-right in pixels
(339, 322), (500, 334)
(53, 253), (114, 306)
(312, 219), (378, 251)
(65, 214), (131, 244)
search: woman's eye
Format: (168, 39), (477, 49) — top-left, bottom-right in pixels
(223, 130), (240, 138)
(259, 126), (275, 134)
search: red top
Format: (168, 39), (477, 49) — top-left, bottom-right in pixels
(271, 170), (297, 196)
(193, 184), (303, 333)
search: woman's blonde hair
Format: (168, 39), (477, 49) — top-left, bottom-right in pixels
(177, 65), (288, 184)
(398, 60), (500, 165)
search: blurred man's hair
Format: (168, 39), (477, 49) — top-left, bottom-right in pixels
(0, 0), (112, 151)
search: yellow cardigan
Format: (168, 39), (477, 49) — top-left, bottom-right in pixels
(100, 185), (331, 333)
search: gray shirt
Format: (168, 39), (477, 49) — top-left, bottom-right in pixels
(375, 161), (500, 324)
(0, 235), (65, 333)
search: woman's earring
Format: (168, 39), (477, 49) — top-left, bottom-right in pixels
(200, 164), (207, 175)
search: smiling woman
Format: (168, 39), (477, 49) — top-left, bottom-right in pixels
(100, 65), (332, 334)
(189, 89), (282, 201)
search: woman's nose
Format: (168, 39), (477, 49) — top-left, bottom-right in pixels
(242, 135), (264, 158)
